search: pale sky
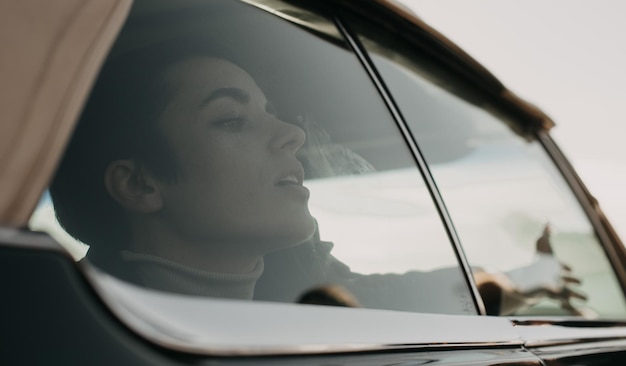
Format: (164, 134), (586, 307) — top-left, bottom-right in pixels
(397, 0), (626, 237)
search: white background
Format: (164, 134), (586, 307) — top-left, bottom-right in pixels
(398, 0), (626, 239)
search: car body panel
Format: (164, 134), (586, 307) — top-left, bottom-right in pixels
(86, 266), (522, 355)
(2, 0), (626, 365)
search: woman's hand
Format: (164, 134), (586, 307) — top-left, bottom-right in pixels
(476, 224), (588, 316)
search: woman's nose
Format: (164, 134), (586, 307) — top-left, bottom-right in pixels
(271, 118), (306, 154)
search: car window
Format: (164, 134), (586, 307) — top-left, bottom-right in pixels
(28, 0), (475, 316)
(354, 21), (626, 318)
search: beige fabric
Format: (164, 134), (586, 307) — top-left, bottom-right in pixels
(0, 0), (133, 226)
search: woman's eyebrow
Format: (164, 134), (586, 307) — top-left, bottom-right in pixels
(198, 87), (250, 108)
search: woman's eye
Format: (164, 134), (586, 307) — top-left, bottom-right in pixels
(212, 116), (246, 131)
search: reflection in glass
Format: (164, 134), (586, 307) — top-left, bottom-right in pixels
(363, 43), (626, 318)
(29, 0), (474, 316)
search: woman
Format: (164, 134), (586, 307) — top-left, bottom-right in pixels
(51, 40), (316, 299)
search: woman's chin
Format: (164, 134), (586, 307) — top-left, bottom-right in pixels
(263, 216), (317, 251)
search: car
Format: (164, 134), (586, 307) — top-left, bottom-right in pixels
(3, 0), (626, 364)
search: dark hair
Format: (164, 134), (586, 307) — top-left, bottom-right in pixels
(50, 39), (217, 249)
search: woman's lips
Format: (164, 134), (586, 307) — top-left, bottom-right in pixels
(275, 167), (309, 198)
(278, 183), (310, 199)
(275, 173), (301, 186)
(274, 162), (305, 186)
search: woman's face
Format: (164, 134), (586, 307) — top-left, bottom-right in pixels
(155, 57), (315, 255)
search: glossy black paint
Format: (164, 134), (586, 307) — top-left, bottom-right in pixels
(0, 230), (176, 365)
(529, 340), (626, 366)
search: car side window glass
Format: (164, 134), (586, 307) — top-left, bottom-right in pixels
(28, 0), (475, 315)
(356, 23), (626, 318)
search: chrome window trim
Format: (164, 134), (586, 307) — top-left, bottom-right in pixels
(82, 263), (522, 356)
(509, 317), (626, 358)
(527, 339), (626, 360)
(239, 0), (342, 41)
(332, 16), (486, 316)
(519, 326), (626, 349)
(537, 131), (626, 300)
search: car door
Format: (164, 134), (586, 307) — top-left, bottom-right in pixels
(0, 0), (613, 365)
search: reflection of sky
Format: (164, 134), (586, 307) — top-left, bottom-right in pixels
(307, 169), (459, 274)
(432, 141), (596, 269)
(37, 190), (51, 205)
(397, 0), (626, 244)
(29, 190), (88, 260)
(307, 137), (600, 275)
(418, 132), (626, 315)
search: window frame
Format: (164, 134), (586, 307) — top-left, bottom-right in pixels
(537, 131), (626, 300)
(331, 16), (486, 315)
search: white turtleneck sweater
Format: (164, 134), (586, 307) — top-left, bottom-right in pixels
(120, 250), (264, 300)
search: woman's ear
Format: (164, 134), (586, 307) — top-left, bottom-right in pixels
(104, 160), (163, 213)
